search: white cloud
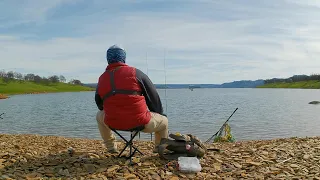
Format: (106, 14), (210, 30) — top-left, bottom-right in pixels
(1, 0), (320, 84)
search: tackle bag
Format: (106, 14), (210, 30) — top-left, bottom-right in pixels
(158, 133), (207, 160)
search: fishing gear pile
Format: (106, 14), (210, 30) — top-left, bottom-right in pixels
(157, 133), (207, 160)
(205, 108), (238, 143)
(213, 123), (235, 143)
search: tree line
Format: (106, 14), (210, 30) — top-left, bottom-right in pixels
(264, 74), (320, 84)
(0, 70), (82, 85)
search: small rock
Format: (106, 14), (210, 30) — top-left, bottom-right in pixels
(213, 163), (221, 171)
(233, 162), (242, 168)
(206, 174), (215, 179)
(1, 175), (12, 180)
(169, 176), (179, 180)
(107, 165), (120, 173)
(166, 171), (173, 176)
(247, 161), (262, 166)
(84, 164), (96, 173)
(151, 173), (161, 180)
(97, 167), (108, 173)
(124, 173), (136, 179)
(270, 167), (280, 171)
(160, 170), (165, 179)
(290, 164), (299, 168)
(0, 159), (5, 164)
(37, 167), (45, 172)
(25, 172), (43, 179)
(309, 101), (320, 105)
(303, 154), (310, 160)
(88, 153), (100, 159)
(186, 174), (196, 178)
(100, 175), (108, 180)
(131, 157), (140, 164)
(214, 158), (223, 163)
(58, 169), (70, 176)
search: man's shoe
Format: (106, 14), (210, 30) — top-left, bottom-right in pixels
(108, 147), (119, 154)
(153, 145), (159, 153)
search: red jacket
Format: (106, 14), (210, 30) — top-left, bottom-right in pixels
(95, 63), (164, 130)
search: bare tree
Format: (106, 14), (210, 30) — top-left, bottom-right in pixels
(69, 79), (82, 85)
(0, 70), (6, 78)
(24, 73), (35, 81)
(15, 73), (23, 83)
(48, 75), (59, 83)
(59, 75), (66, 83)
(34, 75), (42, 84)
(6, 71), (14, 79)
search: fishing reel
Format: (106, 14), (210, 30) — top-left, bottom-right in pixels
(0, 113), (4, 119)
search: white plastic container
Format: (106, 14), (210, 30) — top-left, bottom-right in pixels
(178, 157), (202, 173)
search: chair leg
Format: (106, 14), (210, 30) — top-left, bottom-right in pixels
(129, 133), (133, 165)
(112, 130), (144, 159)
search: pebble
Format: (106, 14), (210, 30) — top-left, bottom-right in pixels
(290, 164), (300, 168)
(303, 154), (310, 160)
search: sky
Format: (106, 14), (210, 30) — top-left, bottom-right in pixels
(1, 0), (320, 84)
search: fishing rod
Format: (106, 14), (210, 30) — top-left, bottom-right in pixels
(140, 50), (169, 141)
(163, 49), (168, 115)
(205, 107), (238, 143)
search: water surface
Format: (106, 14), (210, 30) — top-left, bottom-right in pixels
(0, 88), (319, 142)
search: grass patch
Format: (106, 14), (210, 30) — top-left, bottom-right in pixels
(257, 80), (320, 89)
(0, 79), (94, 95)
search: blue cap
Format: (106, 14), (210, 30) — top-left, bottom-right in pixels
(106, 45), (126, 64)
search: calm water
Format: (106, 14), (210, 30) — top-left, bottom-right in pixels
(0, 89), (320, 142)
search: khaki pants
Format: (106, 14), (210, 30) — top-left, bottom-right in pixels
(96, 110), (168, 149)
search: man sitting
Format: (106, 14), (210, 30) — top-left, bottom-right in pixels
(95, 45), (169, 153)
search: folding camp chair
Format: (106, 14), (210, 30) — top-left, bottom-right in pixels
(110, 125), (145, 165)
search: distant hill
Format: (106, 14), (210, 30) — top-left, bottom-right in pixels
(219, 80), (264, 88)
(84, 80), (264, 89)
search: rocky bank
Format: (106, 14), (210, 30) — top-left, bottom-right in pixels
(0, 94), (8, 100)
(1, 134), (320, 180)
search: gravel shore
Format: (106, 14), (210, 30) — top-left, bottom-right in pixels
(1, 134), (320, 180)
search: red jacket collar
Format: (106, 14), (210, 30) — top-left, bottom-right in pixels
(106, 62), (128, 70)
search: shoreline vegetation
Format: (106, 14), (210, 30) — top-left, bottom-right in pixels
(1, 70), (320, 98)
(1, 134), (320, 179)
(257, 80), (320, 89)
(258, 74), (320, 89)
(0, 70), (94, 98)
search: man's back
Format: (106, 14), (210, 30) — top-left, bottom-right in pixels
(97, 62), (151, 130)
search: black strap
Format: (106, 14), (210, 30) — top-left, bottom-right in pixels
(102, 67), (142, 101)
